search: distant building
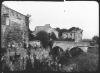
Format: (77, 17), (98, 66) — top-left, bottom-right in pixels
(32, 24), (59, 39)
(62, 28), (83, 42)
(1, 4), (30, 48)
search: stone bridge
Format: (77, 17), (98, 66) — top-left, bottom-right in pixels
(52, 41), (90, 52)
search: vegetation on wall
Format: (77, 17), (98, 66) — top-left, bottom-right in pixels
(29, 29), (35, 41)
(55, 27), (81, 39)
(5, 26), (23, 47)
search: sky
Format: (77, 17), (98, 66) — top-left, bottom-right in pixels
(2, 1), (99, 39)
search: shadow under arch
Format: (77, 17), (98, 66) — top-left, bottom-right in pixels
(68, 47), (84, 57)
(50, 46), (64, 60)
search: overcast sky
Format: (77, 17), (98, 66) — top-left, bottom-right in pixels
(2, 1), (99, 39)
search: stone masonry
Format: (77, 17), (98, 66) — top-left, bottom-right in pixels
(1, 4), (29, 48)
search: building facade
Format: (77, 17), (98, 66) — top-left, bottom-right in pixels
(1, 4), (29, 48)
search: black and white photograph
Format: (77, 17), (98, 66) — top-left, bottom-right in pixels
(1, 1), (99, 72)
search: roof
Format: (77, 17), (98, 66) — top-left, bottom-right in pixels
(2, 4), (27, 17)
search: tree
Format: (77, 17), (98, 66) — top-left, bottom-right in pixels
(59, 29), (68, 38)
(69, 27), (80, 32)
(92, 36), (99, 44)
(36, 31), (50, 48)
(50, 32), (57, 40)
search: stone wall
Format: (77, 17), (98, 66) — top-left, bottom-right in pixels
(1, 4), (29, 48)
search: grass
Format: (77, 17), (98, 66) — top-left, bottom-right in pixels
(2, 42), (99, 72)
(88, 45), (99, 54)
(68, 53), (99, 71)
(58, 44), (99, 72)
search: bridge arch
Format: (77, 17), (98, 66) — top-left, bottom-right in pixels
(68, 47), (84, 57)
(50, 46), (64, 60)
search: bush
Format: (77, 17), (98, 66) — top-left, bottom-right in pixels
(66, 53), (99, 72)
(88, 46), (99, 55)
(92, 36), (99, 44)
(36, 31), (50, 48)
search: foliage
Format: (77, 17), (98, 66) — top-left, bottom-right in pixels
(69, 27), (80, 32)
(36, 31), (50, 48)
(68, 53), (99, 72)
(55, 27), (81, 39)
(92, 36), (99, 44)
(50, 32), (57, 40)
(2, 26), (28, 71)
(5, 27), (23, 44)
(88, 45), (99, 55)
(29, 29), (35, 41)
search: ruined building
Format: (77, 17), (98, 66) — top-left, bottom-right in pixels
(1, 4), (29, 48)
(32, 24), (59, 39)
(32, 24), (83, 42)
(61, 28), (83, 42)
